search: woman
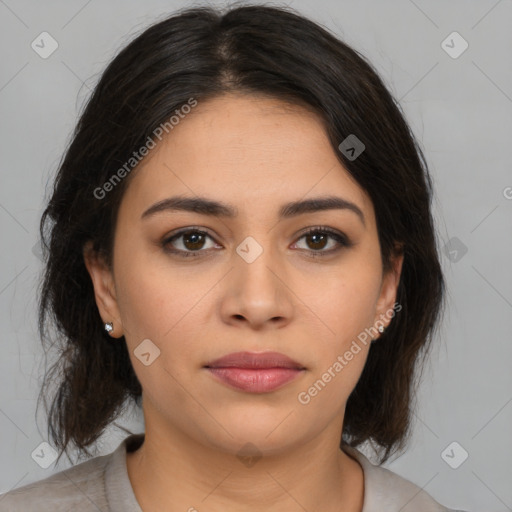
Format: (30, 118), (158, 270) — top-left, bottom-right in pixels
(0, 4), (465, 511)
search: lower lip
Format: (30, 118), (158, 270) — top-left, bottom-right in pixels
(205, 367), (304, 393)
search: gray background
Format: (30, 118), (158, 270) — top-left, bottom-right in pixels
(1, 0), (511, 510)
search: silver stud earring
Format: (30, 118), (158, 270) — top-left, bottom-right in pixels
(104, 322), (114, 334)
(371, 325), (386, 343)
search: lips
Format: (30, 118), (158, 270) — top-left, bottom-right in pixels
(204, 351), (306, 393)
(204, 351), (305, 370)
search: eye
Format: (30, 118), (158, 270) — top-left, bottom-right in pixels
(292, 226), (353, 257)
(162, 228), (219, 257)
(161, 226), (353, 258)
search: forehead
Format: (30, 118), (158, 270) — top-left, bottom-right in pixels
(119, 93), (373, 224)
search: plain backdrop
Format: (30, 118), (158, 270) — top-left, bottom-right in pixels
(1, 1), (511, 510)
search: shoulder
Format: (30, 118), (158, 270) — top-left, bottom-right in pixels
(342, 445), (468, 512)
(0, 449), (112, 512)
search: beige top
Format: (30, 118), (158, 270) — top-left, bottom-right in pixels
(0, 433), (464, 511)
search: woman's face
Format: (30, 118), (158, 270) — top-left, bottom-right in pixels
(85, 93), (402, 456)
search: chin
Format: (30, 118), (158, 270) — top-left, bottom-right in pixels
(196, 416), (302, 454)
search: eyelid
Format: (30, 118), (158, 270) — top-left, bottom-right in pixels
(161, 226), (219, 252)
(292, 226), (353, 255)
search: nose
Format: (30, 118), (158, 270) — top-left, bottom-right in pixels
(219, 238), (294, 330)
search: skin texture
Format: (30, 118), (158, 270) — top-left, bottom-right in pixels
(84, 93), (403, 512)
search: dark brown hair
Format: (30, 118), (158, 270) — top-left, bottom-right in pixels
(37, 2), (445, 465)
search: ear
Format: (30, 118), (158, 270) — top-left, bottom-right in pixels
(83, 240), (123, 338)
(374, 244), (404, 328)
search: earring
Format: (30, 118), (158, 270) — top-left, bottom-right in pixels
(104, 322), (114, 335)
(371, 324), (386, 343)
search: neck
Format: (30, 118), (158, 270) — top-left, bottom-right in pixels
(126, 424), (364, 512)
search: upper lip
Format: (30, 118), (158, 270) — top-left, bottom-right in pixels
(204, 351), (305, 369)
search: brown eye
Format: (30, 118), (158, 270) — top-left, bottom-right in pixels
(293, 227), (352, 257)
(162, 229), (217, 257)
(180, 231), (207, 250)
(304, 232), (329, 250)
(162, 226), (352, 259)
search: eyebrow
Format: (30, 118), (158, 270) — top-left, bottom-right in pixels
(141, 195), (365, 226)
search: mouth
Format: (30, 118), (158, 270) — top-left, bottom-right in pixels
(204, 351), (305, 370)
(203, 351), (306, 393)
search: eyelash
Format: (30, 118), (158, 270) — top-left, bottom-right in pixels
(161, 226), (353, 259)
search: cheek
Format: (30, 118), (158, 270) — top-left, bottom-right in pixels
(297, 258), (381, 402)
(113, 255), (203, 406)
(115, 271), (166, 339)
(112, 243), (179, 344)
(113, 246), (212, 369)
(297, 274), (376, 415)
(306, 263), (382, 344)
